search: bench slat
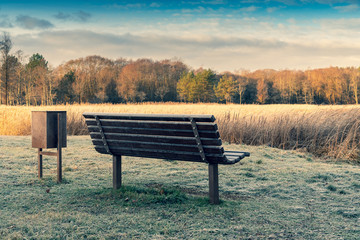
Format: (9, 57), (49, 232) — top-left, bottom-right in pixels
(87, 126), (220, 138)
(92, 139), (224, 154)
(94, 146), (227, 163)
(90, 132), (223, 146)
(95, 146), (247, 164)
(85, 119), (218, 131)
(84, 113), (215, 122)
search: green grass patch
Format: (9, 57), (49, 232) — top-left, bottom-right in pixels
(327, 184), (337, 192)
(307, 173), (333, 183)
(244, 172), (256, 178)
(339, 190), (347, 195)
(1, 136), (359, 239)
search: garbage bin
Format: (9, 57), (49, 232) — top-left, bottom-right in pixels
(31, 111), (66, 182)
(32, 111), (67, 148)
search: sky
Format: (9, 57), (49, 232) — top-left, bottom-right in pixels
(1, 0), (360, 72)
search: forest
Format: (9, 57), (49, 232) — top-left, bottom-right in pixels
(1, 32), (359, 105)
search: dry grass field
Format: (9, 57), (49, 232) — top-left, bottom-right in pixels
(1, 136), (359, 239)
(1, 103), (359, 162)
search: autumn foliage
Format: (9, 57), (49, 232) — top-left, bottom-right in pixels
(1, 53), (360, 105)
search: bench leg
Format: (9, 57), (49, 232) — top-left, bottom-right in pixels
(209, 163), (219, 204)
(113, 155), (122, 189)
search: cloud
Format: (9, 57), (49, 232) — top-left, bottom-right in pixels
(181, 6), (207, 13)
(0, 15), (13, 28)
(54, 11), (92, 22)
(202, 0), (226, 4)
(0, 20), (13, 28)
(150, 2), (161, 8)
(258, 0), (359, 7)
(54, 12), (72, 20)
(333, 4), (359, 12)
(314, 0), (359, 5)
(74, 11), (92, 22)
(112, 3), (146, 9)
(12, 30), (285, 67)
(266, 7), (279, 13)
(13, 29), (360, 72)
(16, 15), (54, 29)
(239, 6), (259, 12)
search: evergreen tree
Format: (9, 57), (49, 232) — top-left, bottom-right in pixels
(242, 79), (258, 104)
(54, 71), (75, 103)
(215, 74), (237, 103)
(105, 79), (121, 103)
(193, 69), (217, 102)
(177, 71), (194, 102)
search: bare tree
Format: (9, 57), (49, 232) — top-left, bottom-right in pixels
(0, 32), (13, 105)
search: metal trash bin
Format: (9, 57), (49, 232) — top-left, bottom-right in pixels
(31, 111), (66, 182)
(32, 111), (67, 148)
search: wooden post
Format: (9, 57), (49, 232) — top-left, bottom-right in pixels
(209, 163), (219, 204)
(38, 148), (43, 178)
(113, 155), (122, 189)
(57, 113), (62, 183)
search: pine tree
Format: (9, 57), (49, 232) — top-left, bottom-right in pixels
(215, 74), (237, 103)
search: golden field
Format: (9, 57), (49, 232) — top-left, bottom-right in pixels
(0, 103), (359, 162)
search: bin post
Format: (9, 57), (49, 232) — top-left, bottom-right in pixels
(38, 148), (43, 179)
(57, 113), (63, 183)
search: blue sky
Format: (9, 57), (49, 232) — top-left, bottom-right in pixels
(1, 0), (360, 71)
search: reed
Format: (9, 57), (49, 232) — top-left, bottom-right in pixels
(1, 103), (359, 162)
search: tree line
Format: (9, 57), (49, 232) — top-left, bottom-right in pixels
(1, 32), (359, 105)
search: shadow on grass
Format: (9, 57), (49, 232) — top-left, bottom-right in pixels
(61, 183), (248, 210)
(15, 177), (72, 188)
(65, 185), (191, 208)
(63, 184), (251, 211)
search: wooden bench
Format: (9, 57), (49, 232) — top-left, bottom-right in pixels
(83, 113), (250, 204)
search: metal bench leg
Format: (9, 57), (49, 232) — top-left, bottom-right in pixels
(209, 163), (219, 204)
(113, 155), (122, 189)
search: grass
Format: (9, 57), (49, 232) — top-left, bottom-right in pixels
(1, 136), (359, 239)
(0, 103), (359, 162)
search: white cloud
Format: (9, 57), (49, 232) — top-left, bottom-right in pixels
(150, 2), (161, 8)
(12, 29), (360, 71)
(16, 15), (54, 29)
(54, 11), (92, 22)
(266, 7), (279, 13)
(333, 4), (359, 12)
(202, 0), (226, 5)
(0, 15), (13, 28)
(287, 18), (296, 24)
(111, 3), (146, 9)
(239, 6), (259, 12)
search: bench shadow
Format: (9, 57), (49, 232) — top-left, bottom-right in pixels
(146, 182), (251, 201)
(66, 184), (189, 207)
(65, 183), (250, 209)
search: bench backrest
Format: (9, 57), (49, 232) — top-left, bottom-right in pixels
(83, 113), (225, 164)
